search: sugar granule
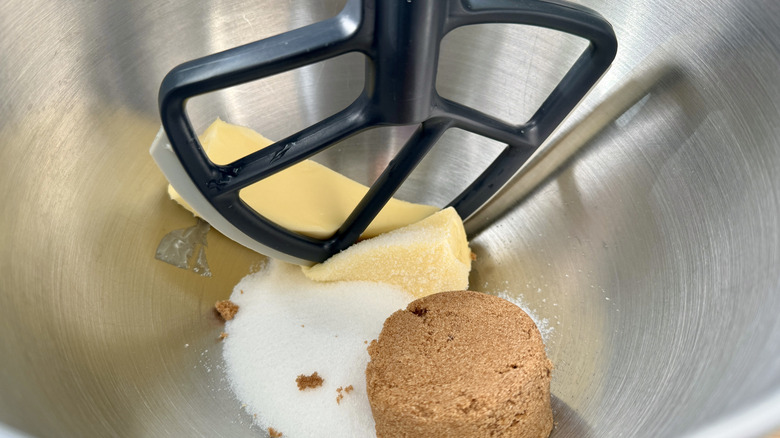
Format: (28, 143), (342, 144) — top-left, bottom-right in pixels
(296, 372), (323, 390)
(495, 290), (554, 342)
(215, 300), (239, 321)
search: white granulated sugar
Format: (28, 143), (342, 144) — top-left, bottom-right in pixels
(495, 290), (554, 342)
(222, 260), (413, 438)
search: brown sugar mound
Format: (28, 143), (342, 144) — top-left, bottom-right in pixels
(366, 291), (553, 438)
(268, 427), (283, 437)
(296, 372), (324, 390)
(215, 300), (239, 321)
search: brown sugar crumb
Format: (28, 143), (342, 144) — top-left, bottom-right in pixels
(218, 332), (228, 340)
(336, 384), (354, 404)
(470, 251), (478, 261)
(215, 300), (239, 321)
(268, 427), (283, 437)
(240, 289), (244, 294)
(296, 372), (324, 390)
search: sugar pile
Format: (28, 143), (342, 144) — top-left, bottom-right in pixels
(222, 260), (414, 438)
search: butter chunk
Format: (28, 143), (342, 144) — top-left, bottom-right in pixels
(168, 119), (438, 240)
(303, 207), (471, 297)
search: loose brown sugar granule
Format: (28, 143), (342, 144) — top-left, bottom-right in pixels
(268, 427), (283, 437)
(218, 332), (228, 340)
(470, 251), (477, 261)
(296, 372), (324, 390)
(215, 300), (239, 321)
(336, 384), (354, 404)
(240, 289), (244, 294)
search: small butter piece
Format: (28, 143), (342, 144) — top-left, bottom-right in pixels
(303, 207), (471, 297)
(168, 119), (438, 240)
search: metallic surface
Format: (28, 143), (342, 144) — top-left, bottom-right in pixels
(1, 1), (778, 437)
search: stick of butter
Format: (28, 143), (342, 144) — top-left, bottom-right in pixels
(303, 207), (471, 298)
(168, 119), (439, 240)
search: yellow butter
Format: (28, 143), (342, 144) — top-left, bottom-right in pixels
(302, 207), (471, 298)
(168, 119), (438, 239)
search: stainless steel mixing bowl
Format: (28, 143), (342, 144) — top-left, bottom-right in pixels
(1, 1), (779, 437)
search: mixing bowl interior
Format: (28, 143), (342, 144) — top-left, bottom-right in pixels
(1, 1), (779, 437)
